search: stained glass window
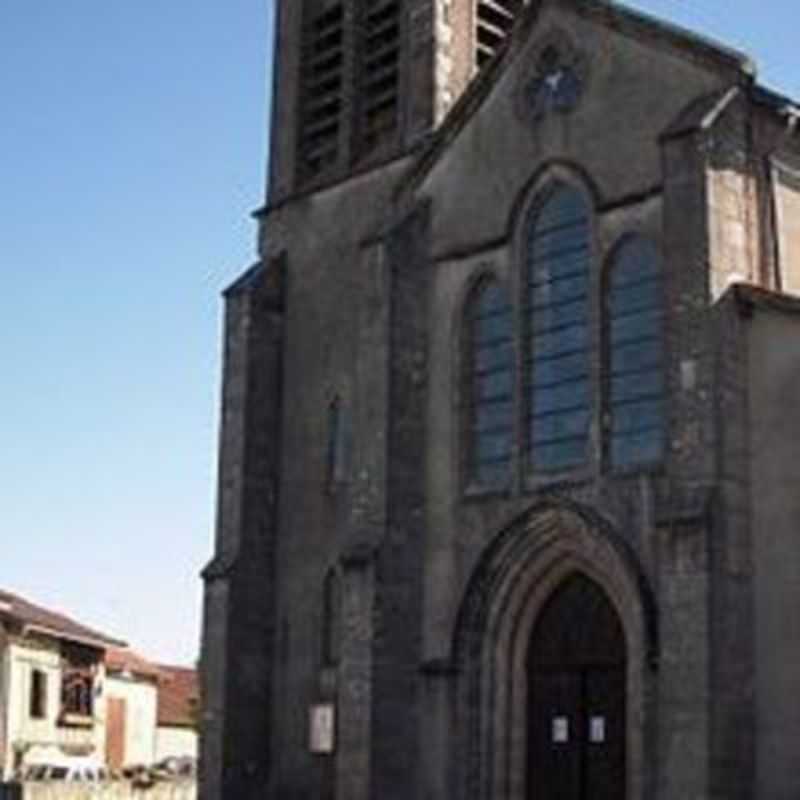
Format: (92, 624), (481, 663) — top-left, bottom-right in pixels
(466, 279), (514, 488)
(607, 237), (665, 467)
(526, 185), (592, 471)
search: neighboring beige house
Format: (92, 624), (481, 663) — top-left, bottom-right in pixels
(104, 648), (160, 769)
(0, 589), (124, 779)
(0, 589), (198, 779)
(154, 666), (198, 763)
(104, 654), (199, 767)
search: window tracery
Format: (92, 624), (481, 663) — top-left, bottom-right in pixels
(458, 180), (667, 493)
(606, 237), (665, 468)
(464, 278), (514, 489)
(525, 185), (592, 471)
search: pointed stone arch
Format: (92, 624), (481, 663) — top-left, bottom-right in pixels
(450, 497), (658, 800)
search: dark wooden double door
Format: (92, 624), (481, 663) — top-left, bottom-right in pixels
(527, 574), (626, 800)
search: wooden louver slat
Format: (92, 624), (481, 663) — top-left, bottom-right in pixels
(475, 0), (522, 69)
(358, 0), (401, 154)
(298, 3), (345, 180)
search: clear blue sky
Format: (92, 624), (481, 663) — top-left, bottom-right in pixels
(0, 1), (797, 666)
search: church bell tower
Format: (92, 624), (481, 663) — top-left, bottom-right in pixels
(267, 0), (524, 203)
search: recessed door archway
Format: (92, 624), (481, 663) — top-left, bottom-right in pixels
(527, 573), (627, 800)
(449, 502), (657, 800)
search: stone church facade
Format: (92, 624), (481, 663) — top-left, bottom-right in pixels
(199, 1), (800, 798)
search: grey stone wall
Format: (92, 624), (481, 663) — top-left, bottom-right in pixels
(746, 294), (800, 799)
(199, 264), (285, 800)
(200, 1), (800, 798)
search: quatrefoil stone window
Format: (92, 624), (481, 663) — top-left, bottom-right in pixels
(517, 35), (587, 125)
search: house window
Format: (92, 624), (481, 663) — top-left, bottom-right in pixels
(606, 237), (665, 467)
(29, 669), (47, 719)
(61, 669), (93, 719)
(465, 278), (514, 489)
(526, 185), (592, 471)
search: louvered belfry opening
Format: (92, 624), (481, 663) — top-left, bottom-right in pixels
(358, 0), (401, 154)
(475, 0), (522, 69)
(298, 2), (345, 180)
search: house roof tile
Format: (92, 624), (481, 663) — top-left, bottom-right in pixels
(106, 647), (162, 680)
(0, 588), (125, 649)
(156, 664), (199, 729)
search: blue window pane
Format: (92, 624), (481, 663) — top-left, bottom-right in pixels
(610, 398), (663, 435)
(609, 309), (663, 345)
(529, 272), (589, 308)
(476, 430), (513, 462)
(531, 409), (591, 444)
(474, 340), (513, 373)
(611, 338), (661, 373)
(611, 430), (664, 467)
(610, 239), (659, 288)
(532, 438), (586, 471)
(536, 190), (587, 230)
(608, 277), (660, 315)
(473, 310), (512, 344)
(608, 237), (665, 468)
(610, 370), (664, 403)
(531, 298), (588, 333)
(473, 400), (514, 433)
(477, 283), (509, 314)
(530, 242), (589, 271)
(466, 279), (514, 487)
(526, 185), (591, 472)
(530, 379), (589, 415)
(531, 351), (586, 387)
(532, 323), (590, 358)
(473, 369), (513, 402)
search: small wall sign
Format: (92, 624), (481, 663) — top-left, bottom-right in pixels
(309, 703), (336, 754)
(590, 716), (606, 743)
(552, 716), (569, 744)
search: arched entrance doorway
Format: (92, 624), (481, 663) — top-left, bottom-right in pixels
(527, 573), (627, 800)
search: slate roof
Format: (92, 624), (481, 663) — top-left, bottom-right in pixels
(156, 664), (199, 728)
(398, 0), (760, 195)
(0, 588), (125, 649)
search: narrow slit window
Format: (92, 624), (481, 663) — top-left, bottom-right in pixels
(525, 185), (592, 472)
(607, 237), (665, 468)
(465, 279), (514, 489)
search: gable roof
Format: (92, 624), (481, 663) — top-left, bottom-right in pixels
(399, 0), (755, 196)
(156, 664), (199, 728)
(0, 588), (125, 650)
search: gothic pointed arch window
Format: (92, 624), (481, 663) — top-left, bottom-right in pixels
(525, 184), (592, 471)
(606, 236), (665, 467)
(464, 277), (514, 489)
(326, 396), (350, 490)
